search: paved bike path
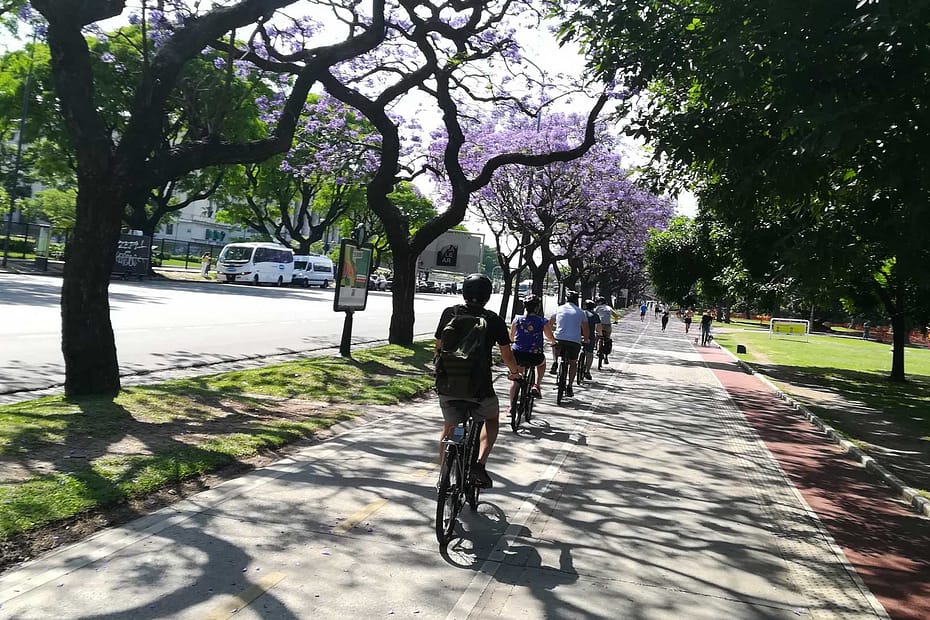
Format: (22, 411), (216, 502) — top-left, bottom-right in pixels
(697, 339), (930, 620)
(0, 314), (890, 618)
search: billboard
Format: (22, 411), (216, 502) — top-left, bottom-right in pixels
(334, 239), (373, 312)
(419, 230), (482, 275)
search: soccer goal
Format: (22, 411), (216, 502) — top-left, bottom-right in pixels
(769, 318), (810, 342)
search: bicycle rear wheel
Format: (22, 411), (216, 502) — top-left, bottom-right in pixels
(509, 383), (522, 432)
(524, 368), (535, 422)
(577, 351), (586, 385)
(435, 447), (461, 544)
(465, 420), (483, 510)
(556, 360), (567, 405)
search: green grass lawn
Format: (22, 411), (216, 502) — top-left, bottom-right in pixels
(0, 342), (436, 539)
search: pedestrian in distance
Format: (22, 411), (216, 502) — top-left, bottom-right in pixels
(434, 274), (521, 489)
(200, 253), (212, 278)
(655, 303), (662, 318)
(639, 301), (648, 322)
(700, 309), (713, 346)
(683, 308), (693, 334)
(661, 309), (670, 332)
(509, 294), (555, 400)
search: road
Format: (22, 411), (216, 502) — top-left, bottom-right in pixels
(0, 273), (494, 397)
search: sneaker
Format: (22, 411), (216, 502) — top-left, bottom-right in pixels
(565, 386), (574, 398)
(549, 363), (558, 376)
(531, 386), (541, 398)
(471, 462), (493, 488)
(603, 358), (609, 365)
(585, 372), (593, 380)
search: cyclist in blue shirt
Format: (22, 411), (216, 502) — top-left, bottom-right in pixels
(548, 290), (589, 398)
(510, 294), (556, 400)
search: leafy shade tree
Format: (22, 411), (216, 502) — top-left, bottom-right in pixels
(29, 0), (388, 395)
(644, 217), (705, 308)
(338, 182), (437, 272)
(559, 0), (930, 381)
(462, 113), (672, 311)
(217, 94), (381, 253)
(21, 187), (77, 234)
(307, 1), (608, 344)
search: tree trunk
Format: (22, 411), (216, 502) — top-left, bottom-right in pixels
(61, 180), (125, 397)
(389, 250), (417, 345)
(889, 310), (907, 383)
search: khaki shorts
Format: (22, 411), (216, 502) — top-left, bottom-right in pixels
(597, 323), (613, 338)
(439, 394), (500, 425)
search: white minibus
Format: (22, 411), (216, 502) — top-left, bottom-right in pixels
(216, 242), (294, 285)
(292, 254), (335, 288)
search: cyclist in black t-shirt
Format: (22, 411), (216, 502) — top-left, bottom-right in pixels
(434, 274), (520, 488)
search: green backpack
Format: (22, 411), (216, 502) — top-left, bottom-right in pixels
(435, 305), (491, 398)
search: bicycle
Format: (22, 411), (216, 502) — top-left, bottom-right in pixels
(576, 348), (587, 386)
(597, 335), (611, 370)
(435, 401), (484, 545)
(551, 343), (572, 406)
(509, 366), (535, 432)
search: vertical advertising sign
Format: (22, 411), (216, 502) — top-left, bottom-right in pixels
(334, 239), (373, 312)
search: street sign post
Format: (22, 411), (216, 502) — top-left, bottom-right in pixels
(333, 239), (373, 357)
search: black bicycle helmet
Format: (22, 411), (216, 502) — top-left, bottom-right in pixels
(565, 290), (580, 304)
(584, 299), (595, 311)
(461, 273), (492, 306)
(522, 294), (542, 314)
(596, 296), (606, 305)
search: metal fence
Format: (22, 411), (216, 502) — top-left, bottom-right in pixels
(152, 238), (228, 269)
(0, 221), (64, 259)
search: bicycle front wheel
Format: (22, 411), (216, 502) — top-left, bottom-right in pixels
(435, 447), (460, 544)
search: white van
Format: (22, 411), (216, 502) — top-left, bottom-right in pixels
(216, 242), (294, 285)
(292, 254), (335, 288)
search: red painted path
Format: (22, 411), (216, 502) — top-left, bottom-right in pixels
(698, 345), (930, 620)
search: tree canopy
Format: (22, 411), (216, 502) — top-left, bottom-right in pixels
(559, 0), (930, 380)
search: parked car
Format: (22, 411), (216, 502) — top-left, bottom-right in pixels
(368, 274), (387, 290)
(417, 280), (441, 293)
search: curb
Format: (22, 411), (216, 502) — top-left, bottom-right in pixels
(716, 345), (930, 518)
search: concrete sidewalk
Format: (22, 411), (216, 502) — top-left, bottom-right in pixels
(0, 314), (891, 619)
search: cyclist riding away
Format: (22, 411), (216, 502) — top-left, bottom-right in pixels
(581, 300), (600, 380)
(434, 273), (520, 488)
(593, 297), (614, 364)
(548, 290), (589, 398)
(510, 294), (556, 401)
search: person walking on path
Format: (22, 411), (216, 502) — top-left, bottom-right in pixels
(639, 301), (648, 322)
(200, 253), (212, 278)
(700, 309), (713, 346)
(661, 308), (670, 332)
(683, 308), (693, 334)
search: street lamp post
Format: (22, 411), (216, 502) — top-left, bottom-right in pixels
(2, 30), (36, 268)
